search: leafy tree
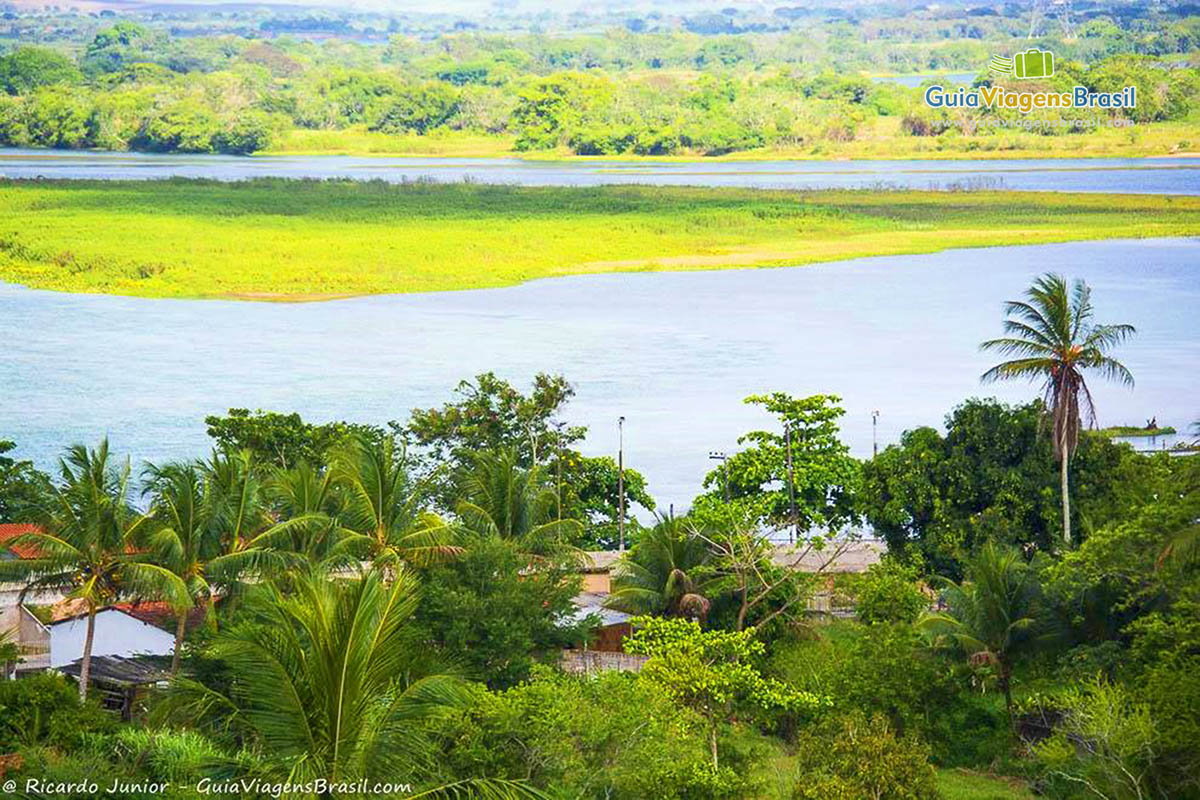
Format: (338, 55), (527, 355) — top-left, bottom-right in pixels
(0, 47), (81, 95)
(691, 393), (860, 535)
(919, 542), (1050, 724)
(204, 408), (382, 470)
(435, 669), (746, 799)
(626, 616), (827, 770)
(0, 439), (49, 523)
(414, 536), (584, 689)
(981, 273), (1136, 547)
(212, 110), (277, 154)
(607, 515), (714, 619)
(0, 441), (187, 700)
(861, 398), (1146, 576)
(407, 372), (583, 472)
(161, 569), (539, 798)
(371, 83), (460, 134)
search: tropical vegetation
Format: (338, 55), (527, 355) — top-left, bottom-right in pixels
(2, 180), (1199, 299)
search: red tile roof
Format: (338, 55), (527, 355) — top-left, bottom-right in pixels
(0, 523), (43, 560)
(113, 600), (211, 632)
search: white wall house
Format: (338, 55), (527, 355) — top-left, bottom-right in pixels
(49, 608), (175, 669)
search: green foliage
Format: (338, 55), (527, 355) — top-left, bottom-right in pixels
(203, 407), (382, 469)
(414, 536), (584, 689)
(371, 83), (460, 134)
(919, 542), (1051, 719)
(0, 672), (116, 751)
(406, 372), (651, 533)
(790, 711), (942, 800)
(691, 393), (860, 533)
(854, 559), (929, 625)
(861, 399), (1149, 576)
(627, 616), (828, 769)
(435, 669), (748, 799)
(3, 180), (1198, 300)
(770, 622), (1008, 767)
(607, 516), (714, 619)
(0, 439), (49, 522)
(0, 47), (81, 95)
(1033, 678), (1161, 800)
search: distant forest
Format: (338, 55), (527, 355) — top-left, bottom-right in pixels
(0, 0), (1197, 155)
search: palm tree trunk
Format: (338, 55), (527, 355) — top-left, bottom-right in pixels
(79, 606), (96, 702)
(1060, 444), (1071, 547)
(171, 611), (187, 677)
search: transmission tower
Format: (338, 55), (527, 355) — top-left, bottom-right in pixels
(1028, 0), (1074, 39)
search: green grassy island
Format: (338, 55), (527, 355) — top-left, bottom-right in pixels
(2, 179), (1198, 301)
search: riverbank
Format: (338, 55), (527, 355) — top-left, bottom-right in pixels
(2, 179), (1198, 300)
(264, 119), (1200, 161)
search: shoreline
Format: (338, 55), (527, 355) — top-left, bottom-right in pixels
(3, 235), (1197, 306)
(3, 146), (1200, 165)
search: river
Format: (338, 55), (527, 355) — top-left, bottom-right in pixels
(1, 148), (1198, 194)
(2, 238), (1196, 511)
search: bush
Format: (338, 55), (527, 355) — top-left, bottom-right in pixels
(790, 711), (942, 800)
(0, 673), (117, 751)
(855, 559), (929, 625)
(435, 668), (750, 799)
(770, 622), (1008, 767)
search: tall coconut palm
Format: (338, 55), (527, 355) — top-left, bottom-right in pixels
(159, 569), (542, 799)
(141, 460), (273, 676)
(605, 516), (713, 620)
(330, 434), (462, 573)
(981, 274), (1135, 546)
(918, 542), (1050, 725)
(0, 441), (187, 699)
(455, 448), (581, 557)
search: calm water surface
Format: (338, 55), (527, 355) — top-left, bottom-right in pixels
(2, 148), (1198, 194)
(3, 238), (1197, 510)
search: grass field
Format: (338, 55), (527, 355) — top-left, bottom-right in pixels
(936, 769), (1035, 800)
(1, 179), (1198, 300)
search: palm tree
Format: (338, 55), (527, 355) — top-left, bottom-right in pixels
(142, 460), (272, 676)
(918, 542), (1049, 725)
(455, 449), (581, 556)
(329, 434), (462, 574)
(0, 441), (187, 699)
(606, 515), (713, 620)
(981, 274), (1135, 546)
(159, 569), (541, 799)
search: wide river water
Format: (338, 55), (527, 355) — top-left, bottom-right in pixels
(2, 238), (1197, 511)
(1, 148), (1198, 194)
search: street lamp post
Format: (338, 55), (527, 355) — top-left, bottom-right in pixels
(872, 410), (880, 458)
(618, 416), (626, 552)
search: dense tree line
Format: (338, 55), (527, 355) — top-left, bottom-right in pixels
(0, 15), (1197, 155)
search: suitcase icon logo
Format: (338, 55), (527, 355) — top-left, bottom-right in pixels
(989, 49), (1055, 79)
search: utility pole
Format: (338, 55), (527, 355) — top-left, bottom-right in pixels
(618, 416), (626, 552)
(872, 410), (880, 458)
(554, 421), (564, 522)
(784, 423), (798, 545)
